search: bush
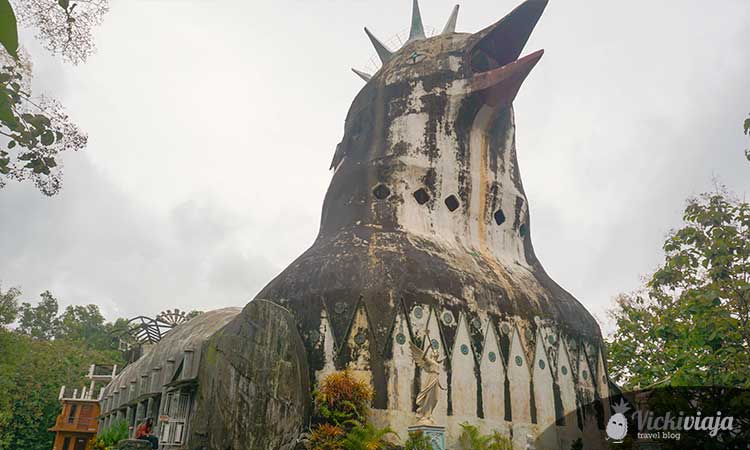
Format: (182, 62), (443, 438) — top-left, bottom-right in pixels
(307, 423), (345, 450)
(456, 423), (512, 450)
(314, 370), (373, 427)
(341, 423), (396, 450)
(403, 430), (434, 450)
(87, 419), (128, 450)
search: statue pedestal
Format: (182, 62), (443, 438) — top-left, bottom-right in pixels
(408, 424), (446, 450)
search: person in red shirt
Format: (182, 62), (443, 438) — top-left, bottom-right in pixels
(135, 417), (158, 449)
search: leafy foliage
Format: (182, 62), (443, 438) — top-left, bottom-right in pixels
(57, 303), (117, 350)
(17, 290), (60, 339)
(0, 0), (18, 58)
(13, 0), (109, 65)
(0, 328), (122, 450)
(0, 59), (87, 194)
(87, 419), (128, 450)
(314, 370), (374, 427)
(340, 423), (396, 450)
(0, 283), (21, 326)
(456, 423), (513, 450)
(403, 430), (435, 450)
(607, 191), (750, 388)
(306, 371), (397, 450)
(0, 0), (110, 194)
(307, 423), (346, 450)
(744, 113), (750, 163)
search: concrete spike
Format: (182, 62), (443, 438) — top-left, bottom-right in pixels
(441, 5), (460, 34)
(364, 27), (393, 64)
(351, 68), (372, 82)
(408, 0), (426, 42)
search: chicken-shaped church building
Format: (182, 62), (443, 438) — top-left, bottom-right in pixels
(97, 1), (611, 449)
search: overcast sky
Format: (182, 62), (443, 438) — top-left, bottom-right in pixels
(0, 0), (748, 335)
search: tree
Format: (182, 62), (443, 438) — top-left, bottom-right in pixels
(0, 328), (122, 450)
(57, 303), (115, 351)
(17, 290), (60, 339)
(607, 191), (750, 389)
(0, 0), (109, 195)
(744, 113), (749, 163)
(0, 284), (20, 327)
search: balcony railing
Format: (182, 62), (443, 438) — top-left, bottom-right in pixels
(54, 415), (99, 432)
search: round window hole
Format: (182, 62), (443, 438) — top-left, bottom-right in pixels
(582, 370), (588, 380)
(395, 333), (406, 345)
(413, 188), (430, 205)
(493, 209), (506, 225)
(460, 344), (470, 355)
(444, 195), (460, 212)
(431, 339), (440, 350)
(488, 351), (497, 362)
(515, 355), (523, 367)
(373, 184), (391, 199)
(538, 360), (545, 370)
(561, 366), (568, 375)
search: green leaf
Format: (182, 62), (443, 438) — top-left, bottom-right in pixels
(0, 94), (13, 123)
(0, 0), (18, 59)
(744, 116), (750, 136)
(58, 0), (69, 9)
(40, 130), (55, 146)
(7, 140), (15, 149)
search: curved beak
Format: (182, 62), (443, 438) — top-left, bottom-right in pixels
(465, 0), (548, 107)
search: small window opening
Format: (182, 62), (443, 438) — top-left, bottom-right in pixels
(372, 184), (390, 200)
(413, 188), (430, 205)
(493, 209), (506, 225)
(444, 195), (460, 212)
(67, 404), (78, 424)
(519, 223), (528, 237)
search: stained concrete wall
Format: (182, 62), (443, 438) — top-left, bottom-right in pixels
(188, 300), (311, 450)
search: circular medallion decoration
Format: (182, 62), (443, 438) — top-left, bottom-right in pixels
(515, 355), (523, 367)
(501, 323), (510, 334)
(471, 318), (482, 330)
(547, 335), (555, 345)
(413, 306), (423, 319)
(354, 332), (366, 345)
(561, 366), (568, 375)
(582, 370), (588, 380)
(460, 344), (469, 355)
(441, 311), (454, 326)
(395, 333), (406, 345)
(538, 359), (545, 370)
(488, 352), (497, 362)
(525, 329), (534, 342)
(334, 302), (347, 314)
(430, 339), (440, 350)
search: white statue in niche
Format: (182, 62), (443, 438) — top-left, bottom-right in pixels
(410, 336), (447, 425)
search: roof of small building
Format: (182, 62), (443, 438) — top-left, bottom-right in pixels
(103, 307), (241, 399)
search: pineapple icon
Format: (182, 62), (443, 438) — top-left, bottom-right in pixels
(606, 398), (631, 442)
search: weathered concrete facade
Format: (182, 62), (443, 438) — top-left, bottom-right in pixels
(98, 308), (241, 447)
(235, 0), (610, 447)
(101, 1), (610, 448)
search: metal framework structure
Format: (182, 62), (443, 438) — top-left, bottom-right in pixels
(113, 309), (190, 348)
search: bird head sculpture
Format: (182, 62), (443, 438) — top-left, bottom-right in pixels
(325, 0), (548, 269)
